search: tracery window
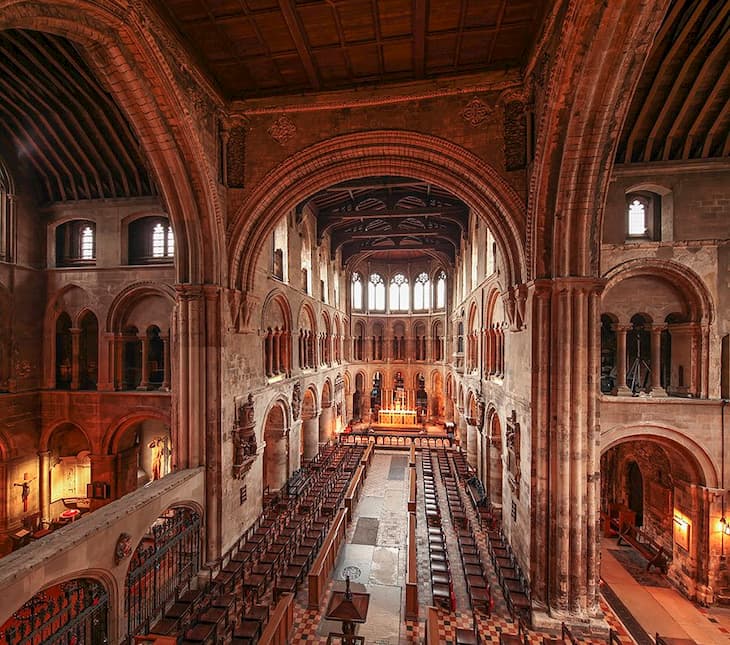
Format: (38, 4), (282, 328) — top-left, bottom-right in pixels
(389, 273), (409, 311)
(368, 273), (385, 311)
(436, 271), (446, 309)
(351, 272), (363, 310)
(413, 272), (431, 310)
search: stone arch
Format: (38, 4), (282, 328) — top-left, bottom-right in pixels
(527, 1), (671, 278)
(486, 407), (503, 506)
(231, 130), (527, 293)
(603, 259), (714, 397)
(262, 398), (290, 492)
(103, 408), (172, 495)
(601, 423), (717, 488)
(603, 259), (713, 325)
(0, 2), (223, 284)
(106, 282), (176, 333)
(0, 570), (118, 645)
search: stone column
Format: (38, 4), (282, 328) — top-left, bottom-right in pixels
(162, 335), (171, 390)
(96, 333), (115, 391)
(319, 404), (334, 443)
(456, 411), (467, 450)
(114, 335), (124, 390)
(38, 451), (51, 526)
(612, 324), (632, 395)
(302, 412), (320, 460)
(273, 330), (281, 374)
(650, 324), (667, 397)
(70, 327), (81, 390)
(530, 278), (605, 627)
(466, 421), (478, 469)
(138, 335), (150, 390)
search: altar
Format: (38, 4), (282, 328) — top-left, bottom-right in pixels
(377, 408), (419, 427)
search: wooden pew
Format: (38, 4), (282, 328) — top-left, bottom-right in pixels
(424, 606), (441, 645)
(618, 525), (668, 573)
(409, 443), (416, 467)
(405, 511), (418, 619)
(344, 465), (365, 521)
(360, 442), (374, 470)
(308, 508), (349, 608)
(258, 593), (294, 645)
(408, 466), (417, 512)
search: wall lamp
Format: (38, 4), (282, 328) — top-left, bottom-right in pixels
(721, 516), (730, 536)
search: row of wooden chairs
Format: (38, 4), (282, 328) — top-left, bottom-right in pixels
(484, 524), (530, 623)
(440, 455), (492, 617)
(423, 449), (455, 611)
(151, 443), (364, 644)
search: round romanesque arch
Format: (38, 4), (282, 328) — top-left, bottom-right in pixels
(230, 130), (527, 296)
(0, 2), (224, 285)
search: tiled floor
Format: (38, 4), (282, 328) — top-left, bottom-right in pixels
(289, 449), (636, 644)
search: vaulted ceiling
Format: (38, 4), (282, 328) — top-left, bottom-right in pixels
(304, 176), (468, 266)
(158, 0), (549, 99)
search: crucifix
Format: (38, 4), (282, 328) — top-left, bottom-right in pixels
(14, 475), (36, 513)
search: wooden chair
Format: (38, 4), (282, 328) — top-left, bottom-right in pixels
(455, 610), (480, 645)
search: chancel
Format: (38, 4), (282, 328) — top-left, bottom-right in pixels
(0, 1), (728, 644)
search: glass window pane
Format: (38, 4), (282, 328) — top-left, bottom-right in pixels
(152, 223), (165, 257)
(628, 199), (646, 235)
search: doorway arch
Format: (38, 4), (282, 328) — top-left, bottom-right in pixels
(263, 401), (289, 493)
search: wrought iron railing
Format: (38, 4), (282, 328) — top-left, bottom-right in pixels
(3, 578), (108, 645)
(125, 506), (201, 639)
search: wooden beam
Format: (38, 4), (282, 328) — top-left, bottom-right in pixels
(682, 63), (730, 159)
(651, 4), (730, 161)
(413, 0), (427, 78)
(278, 0), (321, 90)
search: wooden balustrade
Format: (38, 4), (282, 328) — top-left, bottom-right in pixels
(405, 511), (418, 620)
(259, 593), (294, 645)
(408, 466), (417, 513)
(424, 606), (441, 645)
(344, 465), (365, 521)
(308, 508), (349, 608)
(341, 434), (453, 449)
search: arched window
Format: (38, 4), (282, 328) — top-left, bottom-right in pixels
(413, 272), (431, 310)
(436, 271), (446, 309)
(351, 272), (363, 310)
(368, 273), (385, 311)
(56, 220), (96, 266)
(272, 216), (288, 281)
(389, 273), (409, 311)
(627, 197), (647, 237)
(129, 216), (174, 264)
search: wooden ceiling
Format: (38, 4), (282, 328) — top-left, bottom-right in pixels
(616, 0), (730, 164)
(159, 0), (548, 99)
(0, 29), (156, 204)
(305, 176), (468, 265)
